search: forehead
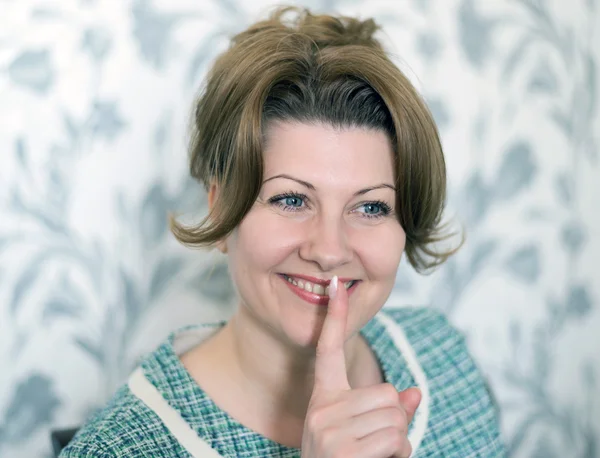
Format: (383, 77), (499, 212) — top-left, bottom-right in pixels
(262, 122), (395, 185)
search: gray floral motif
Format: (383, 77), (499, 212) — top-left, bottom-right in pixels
(7, 49), (54, 93)
(425, 97), (450, 129)
(0, 375), (61, 447)
(140, 183), (171, 246)
(131, 0), (188, 69)
(468, 239), (499, 276)
(88, 100), (127, 141)
(413, 0), (433, 13)
(458, 0), (500, 67)
(415, 31), (442, 61)
(555, 172), (574, 206)
(81, 27), (112, 62)
(505, 245), (540, 284)
(528, 57), (558, 94)
(190, 262), (235, 305)
(561, 221), (586, 254)
(492, 141), (537, 201)
(150, 256), (185, 300)
(462, 172), (490, 226)
(41, 275), (84, 325)
(565, 285), (593, 319)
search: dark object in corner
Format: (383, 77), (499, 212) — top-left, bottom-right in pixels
(50, 427), (79, 456)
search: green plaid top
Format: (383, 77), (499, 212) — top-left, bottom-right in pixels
(60, 307), (506, 457)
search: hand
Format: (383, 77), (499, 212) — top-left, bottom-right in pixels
(300, 276), (421, 458)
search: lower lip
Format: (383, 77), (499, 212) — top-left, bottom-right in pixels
(279, 275), (359, 306)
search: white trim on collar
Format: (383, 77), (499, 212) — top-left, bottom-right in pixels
(128, 368), (223, 457)
(377, 311), (430, 456)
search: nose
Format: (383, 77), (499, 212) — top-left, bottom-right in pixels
(298, 214), (353, 271)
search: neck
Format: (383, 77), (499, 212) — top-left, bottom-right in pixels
(218, 306), (366, 419)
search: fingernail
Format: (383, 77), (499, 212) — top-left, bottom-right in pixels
(329, 276), (338, 299)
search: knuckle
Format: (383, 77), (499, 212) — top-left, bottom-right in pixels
(388, 430), (404, 450)
(316, 426), (338, 454)
(306, 408), (326, 432)
(391, 408), (408, 429)
(386, 429), (411, 458)
(380, 383), (399, 403)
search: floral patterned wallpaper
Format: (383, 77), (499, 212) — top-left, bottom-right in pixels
(0, 0), (598, 457)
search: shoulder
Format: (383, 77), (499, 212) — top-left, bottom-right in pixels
(60, 376), (182, 457)
(59, 385), (139, 457)
(381, 306), (489, 395)
(380, 307), (506, 456)
(383, 305), (459, 340)
(381, 306), (473, 365)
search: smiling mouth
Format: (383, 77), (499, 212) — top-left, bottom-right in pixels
(280, 274), (358, 297)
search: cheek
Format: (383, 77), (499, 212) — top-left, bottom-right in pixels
(229, 211), (303, 273)
(354, 224), (406, 281)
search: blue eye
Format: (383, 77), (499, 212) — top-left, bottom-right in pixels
(363, 203), (382, 214)
(358, 201), (392, 219)
(284, 196), (303, 207)
(268, 192), (307, 211)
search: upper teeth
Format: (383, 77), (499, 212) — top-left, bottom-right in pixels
(285, 276), (354, 296)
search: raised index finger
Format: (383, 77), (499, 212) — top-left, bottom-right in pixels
(313, 276), (351, 393)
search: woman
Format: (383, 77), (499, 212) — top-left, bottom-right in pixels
(61, 7), (505, 457)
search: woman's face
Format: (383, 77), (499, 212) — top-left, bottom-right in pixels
(225, 121), (406, 348)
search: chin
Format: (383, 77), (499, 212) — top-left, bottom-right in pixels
(277, 311), (327, 350)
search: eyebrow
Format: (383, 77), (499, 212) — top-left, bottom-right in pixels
(262, 174), (396, 195)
